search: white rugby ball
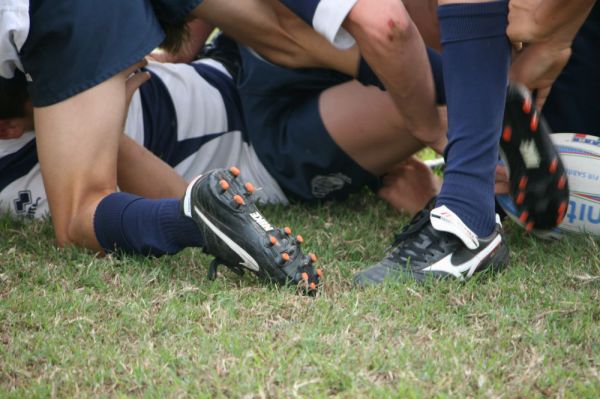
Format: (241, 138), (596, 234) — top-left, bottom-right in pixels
(498, 133), (600, 238)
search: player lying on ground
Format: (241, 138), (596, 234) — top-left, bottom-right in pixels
(0, 67), (322, 290)
(0, 35), (442, 222)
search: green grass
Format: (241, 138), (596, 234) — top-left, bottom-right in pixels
(1, 192), (599, 398)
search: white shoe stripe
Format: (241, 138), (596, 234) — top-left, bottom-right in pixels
(194, 205), (260, 272)
(182, 174), (203, 218)
(422, 234), (503, 280)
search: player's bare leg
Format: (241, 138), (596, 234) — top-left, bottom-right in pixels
(319, 81), (445, 214)
(34, 70), (130, 251)
(319, 81), (446, 176)
(342, 0), (444, 152)
(356, 0), (512, 285)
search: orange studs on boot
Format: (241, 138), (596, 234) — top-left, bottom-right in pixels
(519, 211), (529, 223)
(558, 175), (567, 190)
(502, 126), (512, 142)
(309, 253), (318, 263)
(244, 182), (254, 194)
(316, 269), (323, 278)
(219, 180), (230, 191)
(301, 272), (309, 281)
(530, 112), (539, 131)
(525, 221), (535, 232)
(269, 235), (278, 246)
(522, 96), (532, 113)
(233, 195), (245, 206)
(229, 166), (241, 177)
(518, 176), (528, 191)
(557, 201), (568, 225)
(548, 159), (558, 174)
(296, 235), (304, 244)
(281, 252), (290, 262)
(309, 282), (317, 290)
(284, 227), (292, 236)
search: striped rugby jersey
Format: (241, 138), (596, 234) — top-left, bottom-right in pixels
(0, 59), (287, 219)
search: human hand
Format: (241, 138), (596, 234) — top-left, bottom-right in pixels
(507, 0), (545, 48)
(125, 64), (151, 109)
(509, 40), (571, 111)
(121, 59), (151, 113)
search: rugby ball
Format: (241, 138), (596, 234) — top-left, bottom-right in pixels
(497, 133), (600, 237)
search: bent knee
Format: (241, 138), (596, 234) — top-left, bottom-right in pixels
(353, 7), (415, 55)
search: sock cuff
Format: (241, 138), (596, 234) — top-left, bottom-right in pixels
(94, 192), (143, 253)
(438, 1), (508, 44)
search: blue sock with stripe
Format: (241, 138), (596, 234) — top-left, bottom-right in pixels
(94, 192), (203, 256)
(435, 1), (510, 237)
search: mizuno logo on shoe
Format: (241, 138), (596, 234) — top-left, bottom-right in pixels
(520, 139), (541, 169)
(250, 211), (274, 232)
(422, 234), (503, 279)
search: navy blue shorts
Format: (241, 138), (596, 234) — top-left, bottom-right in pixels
(237, 46), (381, 202)
(20, 0), (201, 107)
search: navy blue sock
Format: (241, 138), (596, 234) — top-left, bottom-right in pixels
(435, 1), (510, 236)
(356, 48), (446, 104)
(94, 192), (203, 256)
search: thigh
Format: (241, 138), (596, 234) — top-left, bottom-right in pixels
(319, 80), (429, 176)
(34, 72), (128, 249)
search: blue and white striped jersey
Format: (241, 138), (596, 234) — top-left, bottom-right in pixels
(0, 59), (287, 219)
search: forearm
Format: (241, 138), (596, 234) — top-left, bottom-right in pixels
(533, 0), (596, 42)
(117, 135), (187, 199)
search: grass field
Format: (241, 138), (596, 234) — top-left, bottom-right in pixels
(0, 192), (599, 398)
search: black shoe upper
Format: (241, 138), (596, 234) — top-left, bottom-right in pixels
(184, 168), (320, 293)
(355, 206), (509, 286)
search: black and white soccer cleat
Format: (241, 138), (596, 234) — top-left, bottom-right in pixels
(501, 83), (569, 231)
(182, 167), (321, 293)
(354, 205), (509, 286)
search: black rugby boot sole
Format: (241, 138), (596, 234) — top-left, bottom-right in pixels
(182, 167), (321, 293)
(501, 84), (569, 231)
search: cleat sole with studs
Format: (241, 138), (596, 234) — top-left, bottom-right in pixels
(182, 167), (321, 294)
(500, 84), (570, 230)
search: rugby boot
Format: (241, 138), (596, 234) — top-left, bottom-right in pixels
(182, 167), (321, 293)
(501, 83), (569, 231)
(354, 205), (509, 286)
